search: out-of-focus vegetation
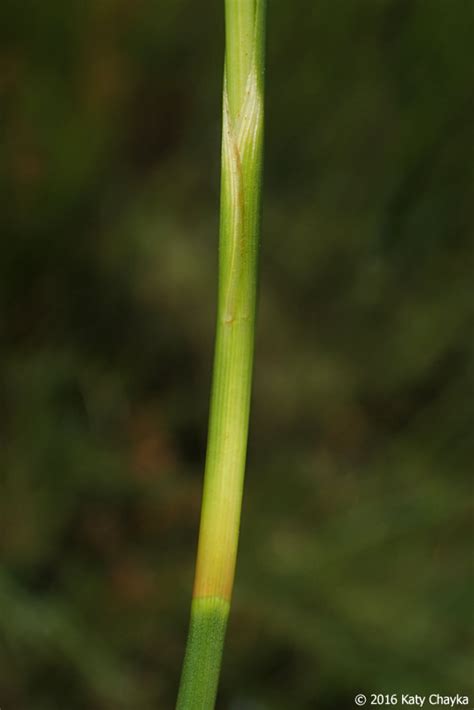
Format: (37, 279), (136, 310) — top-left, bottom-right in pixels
(0, 1), (472, 708)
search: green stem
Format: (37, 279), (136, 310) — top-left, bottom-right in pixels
(176, 2), (266, 708)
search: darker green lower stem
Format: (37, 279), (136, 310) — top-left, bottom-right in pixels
(176, 598), (230, 709)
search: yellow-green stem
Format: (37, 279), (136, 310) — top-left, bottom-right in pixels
(176, 1), (266, 708)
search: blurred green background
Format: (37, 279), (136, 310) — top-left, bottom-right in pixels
(1, 1), (473, 708)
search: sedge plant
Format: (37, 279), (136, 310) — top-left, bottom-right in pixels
(176, 1), (266, 708)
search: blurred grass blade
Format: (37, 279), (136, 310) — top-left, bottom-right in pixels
(176, 1), (266, 707)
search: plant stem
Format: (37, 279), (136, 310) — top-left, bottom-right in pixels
(176, 2), (266, 708)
